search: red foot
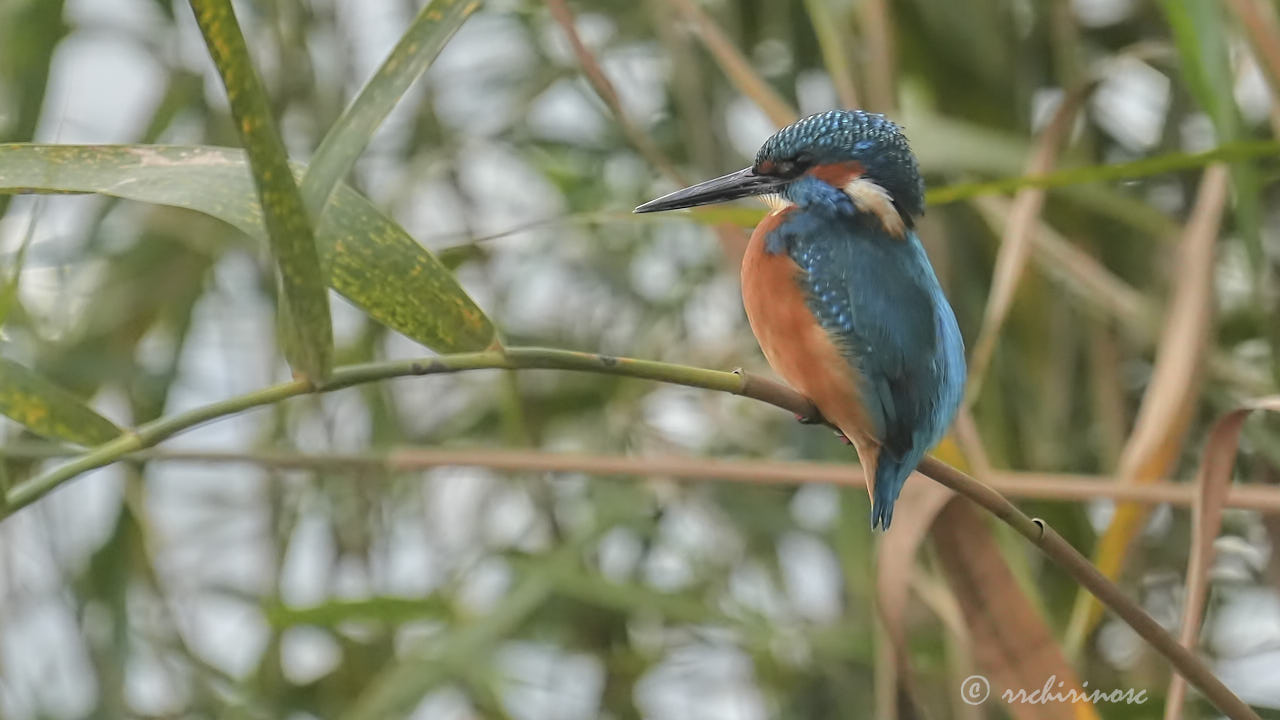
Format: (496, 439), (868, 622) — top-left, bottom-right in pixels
(835, 431), (852, 446)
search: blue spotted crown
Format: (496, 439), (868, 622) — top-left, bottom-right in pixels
(755, 110), (925, 220)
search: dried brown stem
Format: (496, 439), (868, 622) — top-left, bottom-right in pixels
(2, 345), (1260, 720)
(545, 0), (686, 183)
(7, 444), (1280, 511)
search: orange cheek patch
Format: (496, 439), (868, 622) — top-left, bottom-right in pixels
(805, 162), (907, 239)
(806, 161), (864, 187)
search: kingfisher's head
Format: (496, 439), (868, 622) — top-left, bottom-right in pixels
(635, 110), (924, 235)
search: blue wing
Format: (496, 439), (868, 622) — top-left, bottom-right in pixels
(778, 211), (965, 529)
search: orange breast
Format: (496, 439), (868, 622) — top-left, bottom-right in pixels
(740, 210), (880, 493)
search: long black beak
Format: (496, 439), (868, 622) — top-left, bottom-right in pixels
(634, 166), (787, 213)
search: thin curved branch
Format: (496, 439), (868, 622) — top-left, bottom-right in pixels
(0, 345), (1260, 720)
(546, 0), (686, 184)
(7, 444), (1280, 510)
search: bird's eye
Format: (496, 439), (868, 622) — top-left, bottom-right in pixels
(773, 159), (803, 177)
(758, 156), (809, 178)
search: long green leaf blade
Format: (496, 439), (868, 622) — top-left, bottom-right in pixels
(0, 144), (497, 353)
(0, 358), (121, 446)
(802, 0), (859, 109)
(189, 0), (333, 380)
(1161, 0), (1263, 272)
(1162, 0), (1277, 388)
(301, 0), (480, 216)
(928, 140), (1280, 204)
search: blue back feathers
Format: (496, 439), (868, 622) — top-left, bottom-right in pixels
(759, 112), (965, 530)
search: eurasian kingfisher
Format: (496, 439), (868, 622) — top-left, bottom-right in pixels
(635, 110), (965, 530)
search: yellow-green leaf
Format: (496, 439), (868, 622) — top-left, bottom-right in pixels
(301, 0), (480, 216)
(189, 0), (333, 379)
(0, 144), (498, 353)
(0, 358), (122, 446)
(929, 140), (1280, 204)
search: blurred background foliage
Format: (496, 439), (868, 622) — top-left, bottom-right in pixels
(1, 0), (1280, 718)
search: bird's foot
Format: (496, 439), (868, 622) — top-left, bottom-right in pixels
(794, 412), (822, 425)
(834, 431), (853, 446)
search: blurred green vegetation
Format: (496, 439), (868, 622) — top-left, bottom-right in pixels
(0, 0), (1279, 718)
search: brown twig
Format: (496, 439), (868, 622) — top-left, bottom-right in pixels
(0, 346), (1261, 720)
(920, 457), (1259, 720)
(857, 0), (896, 112)
(544, 0), (752, 261)
(545, 0), (686, 184)
(802, 0), (860, 109)
(966, 86), (1087, 401)
(1225, 0), (1280, 139)
(1067, 165), (1229, 653)
(1165, 398), (1280, 720)
(663, 0), (798, 128)
(7, 444), (1280, 511)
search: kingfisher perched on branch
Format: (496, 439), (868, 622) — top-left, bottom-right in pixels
(636, 110), (965, 530)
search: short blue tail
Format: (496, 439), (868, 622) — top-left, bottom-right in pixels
(870, 451), (920, 531)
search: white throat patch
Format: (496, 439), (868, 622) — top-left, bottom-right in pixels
(760, 193), (795, 215)
(842, 177), (906, 238)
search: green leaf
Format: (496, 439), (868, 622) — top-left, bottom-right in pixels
(928, 140), (1280, 205)
(0, 144), (498, 353)
(0, 358), (122, 446)
(1162, 0), (1276, 385)
(0, 202), (36, 326)
(301, 0), (480, 216)
(1160, 0), (1263, 271)
(678, 140), (1280, 212)
(437, 242), (488, 270)
(263, 596), (452, 628)
(189, 0), (333, 380)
